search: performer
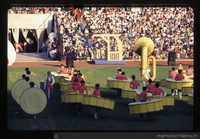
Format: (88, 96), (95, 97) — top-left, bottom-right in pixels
(77, 80), (88, 115)
(177, 63), (184, 71)
(152, 82), (165, 96)
(130, 75), (140, 89)
(185, 65), (194, 76)
(57, 64), (68, 74)
(152, 82), (164, 116)
(139, 87), (154, 121)
(175, 70), (185, 98)
(78, 72), (85, 83)
(119, 71), (128, 80)
(69, 77), (79, 92)
(116, 68), (122, 79)
(92, 83), (101, 119)
(169, 67), (178, 95)
(44, 71), (55, 99)
(146, 79), (155, 93)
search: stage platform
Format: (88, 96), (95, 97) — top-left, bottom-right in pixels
(92, 59), (126, 65)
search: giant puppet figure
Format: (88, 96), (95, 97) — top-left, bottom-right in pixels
(134, 37), (156, 84)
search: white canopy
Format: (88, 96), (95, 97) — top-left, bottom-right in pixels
(8, 14), (54, 52)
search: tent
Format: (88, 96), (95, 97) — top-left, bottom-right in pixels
(8, 14), (54, 52)
(7, 40), (16, 66)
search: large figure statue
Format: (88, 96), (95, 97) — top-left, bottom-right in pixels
(134, 37), (156, 86)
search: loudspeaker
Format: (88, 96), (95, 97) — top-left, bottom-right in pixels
(168, 52), (176, 66)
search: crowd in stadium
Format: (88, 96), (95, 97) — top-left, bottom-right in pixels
(8, 6), (194, 60)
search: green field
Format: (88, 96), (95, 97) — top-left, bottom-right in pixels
(7, 65), (193, 131)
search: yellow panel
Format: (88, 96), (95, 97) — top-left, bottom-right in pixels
(154, 102), (160, 111)
(54, 76), (60, 83)
(109, 101), (115, 110)
(113, 80), (118, 88)
(135, 94), (140, 102)
(124, 82), (130, 89)
(128, 91), (136, 99)
(82, 95), (87, 104)
(159, 101), (163, 110)
(59, 77), (66, 85)
(97, 98), (104, 107)
(161, 97), (167, 105)
(160, 79), (166, 87)
(121, 90), (125, 97)
(104, 99), (110, 109)
(129, 105), (139, 114)
(70, 95), (76, 103)
(171, 82), (177, 89)
(188, 97), (193, 105)
(129, 106), (134, 114)
(77, 95), (83, 103)
(107, 80), (110, 87)
(109, 80), (114, 88)
(84, 96), (90, 105)
(90, 97), (97, 106)
(139, 104), (147, 113)
(133, 105), (140, 114)
(118, 81), (124, 88)
(165, 97), (174, 106)
(61, 94), (65, 102)
(66, 94), (71, 102)
(147, 103), (155, 112)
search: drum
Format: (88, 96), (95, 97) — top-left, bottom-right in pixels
(107, 77), (131, 89)
(183, 74), (194, 80)
(160, 79), (166, 87)
(60, 83), (71, 91)
(187, 93), (193, 105)
(20, 87), (47, 114)
(181, 86), (194, 95)
(11, 79), (25, 99)
(51, 72), (65, 84)
(82, 95), (115, 110)
(166, 78), (193, 90)
(118, 79), (132, 89)
(13, 81), (32, 104)
(121, 88), (137, 99)
(149, 96), (174, 106)
(128, 99), (163, 114)
(61, 92), (83, 103)
(107, 77), (115, 88)
(64, 79), (71, 84)
(59, 76), (68, 86)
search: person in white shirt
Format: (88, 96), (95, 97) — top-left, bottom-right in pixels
(44, 71), (55, 99)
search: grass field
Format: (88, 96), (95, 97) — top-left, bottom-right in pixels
(7, 65), (193, 131)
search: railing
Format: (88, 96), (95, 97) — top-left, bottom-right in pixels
(110, 52), (120, 61)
